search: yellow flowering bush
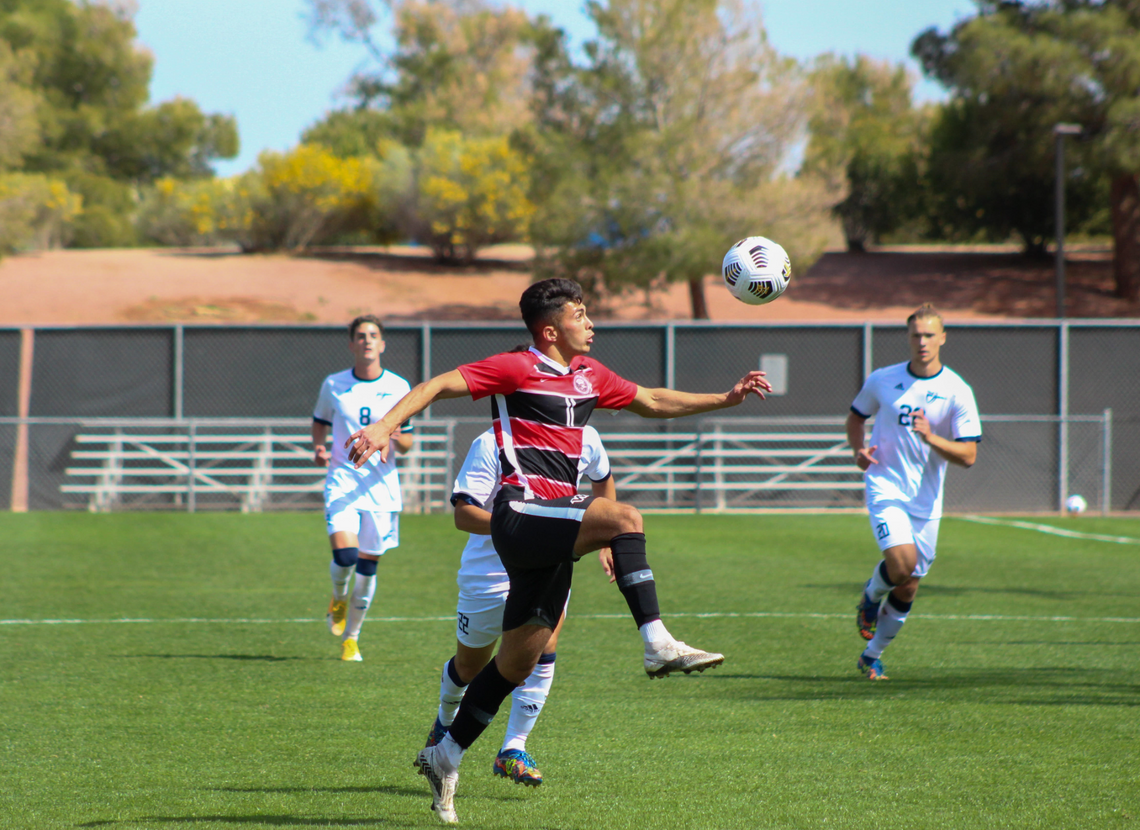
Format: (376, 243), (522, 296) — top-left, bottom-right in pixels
(245, 144), (377, 251)
(411, 129), (534, 262)
(136, 177), (241, 247)
(0, 174), (82, 254)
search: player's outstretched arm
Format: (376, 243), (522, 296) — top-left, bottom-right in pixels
(346, 369), (471, 467)
(624, 371), (771, 419)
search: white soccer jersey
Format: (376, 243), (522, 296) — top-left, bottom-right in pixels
(313, 368), (413, 511)
(451, 426), (612, 595)
(851, 361), (981, 519)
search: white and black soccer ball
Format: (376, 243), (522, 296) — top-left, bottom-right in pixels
(722, 236), (792, 306)
(1065, 494), (1088, 515)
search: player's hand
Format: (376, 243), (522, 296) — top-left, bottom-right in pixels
(855, 445), (878, 470)
(726, 371), (772, 404)
(599, 546), (615, 583)
(910, 408), (932, 442)
(346, 422), (395, 467)
(313, 445), (330, 468)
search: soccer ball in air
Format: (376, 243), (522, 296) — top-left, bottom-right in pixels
(722, 236), (792, 305)
(1065, 494), (1088, 515)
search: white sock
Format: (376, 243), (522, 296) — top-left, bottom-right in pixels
(438, 660), (467, 727)
(640, 618), (671, 645)
(344, 573), (376, 640)
(329, 560), (353, 600)
(439, 733), (465, 770)
(864, 599), (910, 659)
(866, 562), (895, 604)
(502, 656), (555, 752)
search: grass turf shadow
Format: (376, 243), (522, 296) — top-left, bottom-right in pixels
(124, 654), (312, 662)
(78, 818), (397, 827)
(708, 666), (1140, 706)
(804, 581), (1136, 601)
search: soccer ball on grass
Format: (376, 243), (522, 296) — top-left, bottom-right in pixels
(1065, 494), (1088, 515)
(722, 236), (792, 305)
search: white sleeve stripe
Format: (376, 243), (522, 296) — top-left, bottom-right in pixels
(508, 500), (588, 521)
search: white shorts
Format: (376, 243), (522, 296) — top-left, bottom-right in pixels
(867, 501), (940, 579)
(325, 500), (399, 555)
(455, 589), (570, 649)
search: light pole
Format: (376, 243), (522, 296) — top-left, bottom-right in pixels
(1054, 123), (1082, 318)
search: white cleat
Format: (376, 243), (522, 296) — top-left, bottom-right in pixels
(416, 745), (459, 824)
(644, 640), (724, 678)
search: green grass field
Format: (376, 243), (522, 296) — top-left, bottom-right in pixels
(1, 512), (1138, 830)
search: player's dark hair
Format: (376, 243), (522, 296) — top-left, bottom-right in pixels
(907, 303), (943, 328)
(349, 314), (384, 338)
(519, 278), (584, 338)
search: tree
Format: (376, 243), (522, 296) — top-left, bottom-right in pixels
(527, 0), (834, 317)
(913, 1), (1140, 297)
(802, 54), (928, 251)
(96, 98), (239, 184)
(307, 0), (535, 146)
(0, 41), (40, 171)
(0, 0), (239, 247)
(302, 107), (396, 158)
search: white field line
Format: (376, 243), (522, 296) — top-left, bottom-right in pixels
(3, 611), (1139, 626)
(956, 514), (1140, 545)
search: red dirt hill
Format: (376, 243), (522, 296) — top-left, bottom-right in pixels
(1, 244), (1136, 326)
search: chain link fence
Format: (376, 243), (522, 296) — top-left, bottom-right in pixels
(3, 321), (1138, 513)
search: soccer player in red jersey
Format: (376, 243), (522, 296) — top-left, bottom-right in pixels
(345, 278), (771, 824)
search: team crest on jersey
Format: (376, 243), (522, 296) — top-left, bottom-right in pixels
(573, 372), (594, 395)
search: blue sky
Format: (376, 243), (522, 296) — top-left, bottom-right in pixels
(134, 0), (976, 177)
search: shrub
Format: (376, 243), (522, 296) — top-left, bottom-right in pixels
(0, 173), (82, 254)
(136, 177), (234, 247)
(408, 129), (534, 263)
(244, 144), (377, 251)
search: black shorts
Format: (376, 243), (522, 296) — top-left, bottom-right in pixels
(501, 561), (573, 632)
(490, 494), (595, 631)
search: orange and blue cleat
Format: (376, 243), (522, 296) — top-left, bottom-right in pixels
(493, 749), (543, 786)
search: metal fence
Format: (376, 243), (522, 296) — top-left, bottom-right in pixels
(2, 320), (1138, 513)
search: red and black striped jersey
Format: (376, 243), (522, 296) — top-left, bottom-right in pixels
(457, 347), (637, 500)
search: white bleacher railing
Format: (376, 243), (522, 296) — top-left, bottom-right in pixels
(50, 413), (1114, 513)
(598, 417), (864, 511)
(60, 419), (456, 513)
(57, 416), (867, 513)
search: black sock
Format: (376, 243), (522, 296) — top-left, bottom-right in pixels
(446, 659), (518, 750)
(446, 657), (466, 688)
(878, 560), (896, 587)
(610, 532), (661, 629)
(886, 593), (913, 614)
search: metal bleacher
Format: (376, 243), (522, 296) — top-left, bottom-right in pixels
(60, 416), (864, 512)
(600, 418), (864, 510)
(61, 419), (457, 513)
